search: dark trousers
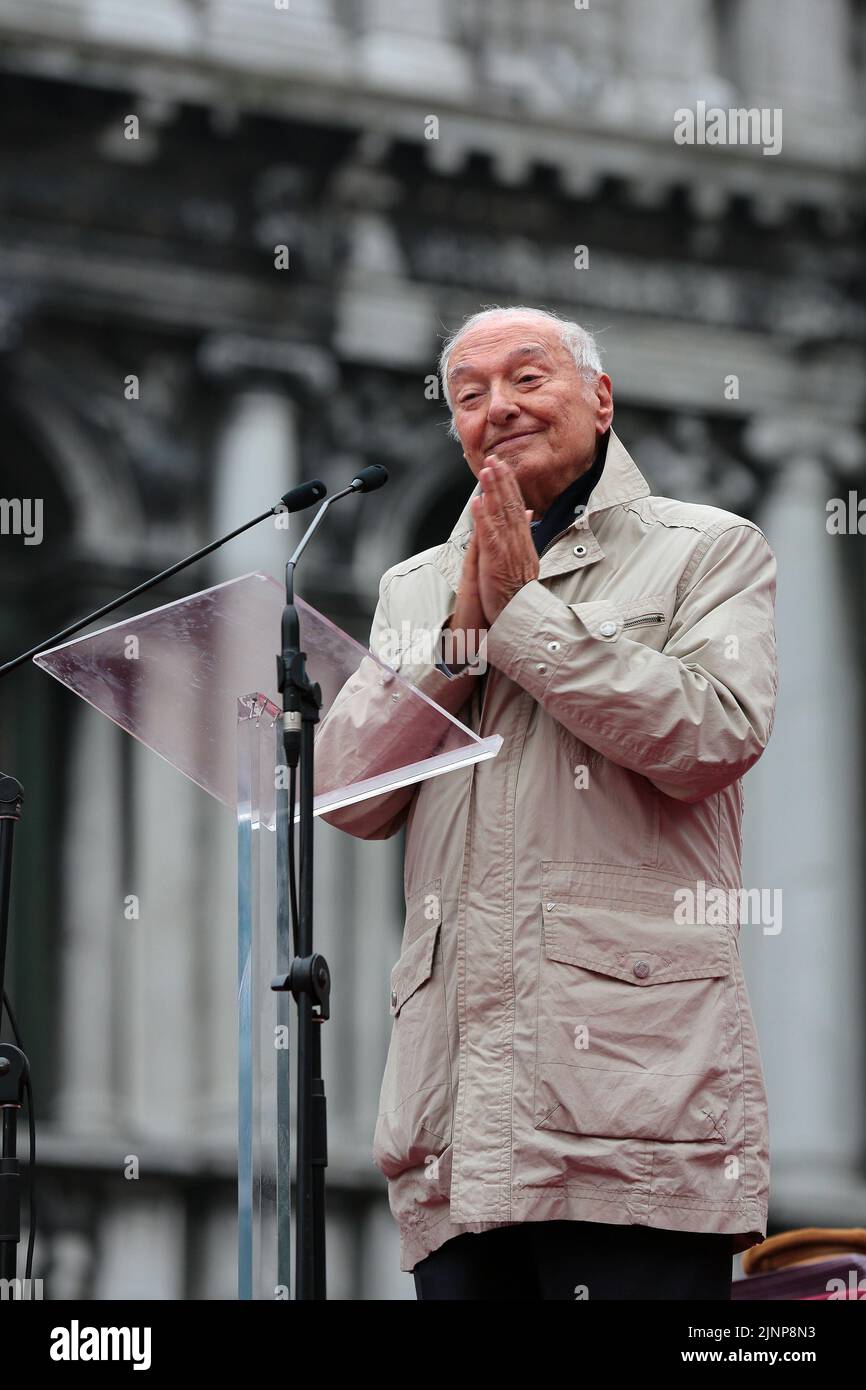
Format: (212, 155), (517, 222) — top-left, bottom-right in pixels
(413, 1220), (733, 1300)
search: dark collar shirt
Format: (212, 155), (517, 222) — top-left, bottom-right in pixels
(529, 427), (609, 556)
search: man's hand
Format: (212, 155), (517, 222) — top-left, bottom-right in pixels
(471, 457), (540, 624)
(444, 515), (488, 672)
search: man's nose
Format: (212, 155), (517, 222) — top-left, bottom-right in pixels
(486, 387), (520, 425)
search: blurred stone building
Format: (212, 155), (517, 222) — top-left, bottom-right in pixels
(0, 0), (863, 1299)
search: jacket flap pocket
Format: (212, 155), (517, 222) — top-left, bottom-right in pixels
(568, 593), (671, 641)
(541, 902), (729, 984)
(617, 592), (671, 626)
(390, 920), (440, 1016)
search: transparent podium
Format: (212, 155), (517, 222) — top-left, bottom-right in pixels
(33, 571), (500, 1298)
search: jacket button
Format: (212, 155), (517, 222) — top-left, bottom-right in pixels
(573, 544), (587, 557)
(547, 640), (560, 652)
(633, 960), (650, 979)
(536, 663), (547, 673)
(599, 620), (617, 637)
(390, 988), (398, 1008)
(546, 902), (556, 911)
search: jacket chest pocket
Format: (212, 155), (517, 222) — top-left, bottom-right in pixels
(621, 609), (666, 635)
(533, 900), (733, 1144)
(566, 593), (671, 652)
(373, 883), (452, 1179)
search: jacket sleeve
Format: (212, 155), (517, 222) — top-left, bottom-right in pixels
(483, 521), (778, 803)
(315, 572), (479, 838)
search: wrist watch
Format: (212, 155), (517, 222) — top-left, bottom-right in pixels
(435, 657), (468, 680)
(436, 617), (468, 679)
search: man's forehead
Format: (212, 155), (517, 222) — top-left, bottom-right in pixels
(447, 336), (560, 381)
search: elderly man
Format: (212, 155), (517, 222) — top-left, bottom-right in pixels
(317, 305), (777, 1300)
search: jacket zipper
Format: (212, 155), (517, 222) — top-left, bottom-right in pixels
(476, 663), (491, 730)
(538, 523), (581, 561)
(622, 613), (665, 629)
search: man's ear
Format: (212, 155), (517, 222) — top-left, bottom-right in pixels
(596, 373), (614, 431)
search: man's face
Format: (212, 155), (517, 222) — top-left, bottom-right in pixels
(447, 315), (613, 515)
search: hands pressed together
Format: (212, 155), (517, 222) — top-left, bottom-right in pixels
(447, 456), (541, 655)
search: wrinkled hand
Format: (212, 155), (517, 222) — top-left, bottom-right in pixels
(444, 521), (488, 671)
(471, 457), (539, 624)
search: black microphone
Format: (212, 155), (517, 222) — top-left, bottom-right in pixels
(279, 480), (327, 511)
(349, 464), (389, 494)
(1, 480), (331, 678)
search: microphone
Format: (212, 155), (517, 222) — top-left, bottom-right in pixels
(1, 480), (330, 678)
(279, 480), (327, 511)
(283, 465), (390, 592)
(349, 465), (389, 494)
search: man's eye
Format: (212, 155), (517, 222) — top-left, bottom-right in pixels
(459, 393), (479, 403)
(518, 374), (541, 384)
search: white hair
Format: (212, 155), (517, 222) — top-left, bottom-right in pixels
(438, 305), (604, 440)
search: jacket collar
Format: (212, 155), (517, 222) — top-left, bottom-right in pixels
(434, 428), (651, 591)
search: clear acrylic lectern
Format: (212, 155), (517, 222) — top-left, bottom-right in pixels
(33, 571), (501, 1298)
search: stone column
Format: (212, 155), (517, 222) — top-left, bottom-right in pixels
(210, 387), (300, 587)
(56, 712), (127, 1135)
(193, 380), (302, 1142)
(741, 420), (864, 1210)
(734, 0), (854, 117)
(621, 0), (716, 89)
(356, 0), (470, 96)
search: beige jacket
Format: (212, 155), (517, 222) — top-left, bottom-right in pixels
(318, 429), (778, 1274)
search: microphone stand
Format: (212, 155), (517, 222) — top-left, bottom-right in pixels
(271, 464), (388, 1301)
(0, 775), (27, 1287)
(0, 479), (327, 1290)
